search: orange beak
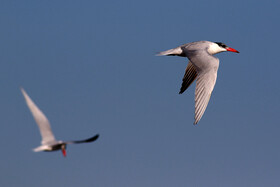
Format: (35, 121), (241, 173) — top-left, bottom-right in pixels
(226, 47), (239, 53)
(62, 148), (67, 157)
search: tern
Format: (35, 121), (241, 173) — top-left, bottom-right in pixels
(158, 41), (239, 124)
(20, 88), (99, 157)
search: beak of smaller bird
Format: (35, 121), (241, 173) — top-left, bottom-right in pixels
(226, 47), (239, 53)
(61, 145), (67, 157)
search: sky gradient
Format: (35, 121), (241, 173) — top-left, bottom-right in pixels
(1, 0), (280, 186)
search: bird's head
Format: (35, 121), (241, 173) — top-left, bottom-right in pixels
(208, 42), (239, 55)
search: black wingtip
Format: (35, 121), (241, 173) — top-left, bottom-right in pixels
(77, 134), (100, 143)
(87, 134), (99, 142)
(179, 88), (186, 94)
(179, 84), (189, 94)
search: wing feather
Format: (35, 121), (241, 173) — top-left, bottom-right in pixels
(194, 70), (218, 125)
(21, 88), (56, 145)
(179, 62), (197, 94)
(65, 134), (99, 144)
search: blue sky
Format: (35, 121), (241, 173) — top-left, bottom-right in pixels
(1, 0), (280, 186)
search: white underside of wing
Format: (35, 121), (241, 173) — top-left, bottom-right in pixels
(21, 88), (56, 145)
(194, 69), (218, 124)
(185, 49), (220, 124)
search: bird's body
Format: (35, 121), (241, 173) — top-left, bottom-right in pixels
(33, 141), (65, 152)
(21, 88), (99, 157)
(158, 41), (239, 124)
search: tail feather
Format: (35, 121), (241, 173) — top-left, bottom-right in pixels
(33, 145), (49, 152)
(157, 47), (183, 56)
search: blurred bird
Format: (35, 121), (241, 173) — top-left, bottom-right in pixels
(158, 41), (239, 124)
(20, 88), (99, 157)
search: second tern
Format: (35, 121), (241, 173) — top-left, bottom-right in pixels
(21, 88), (99, 157)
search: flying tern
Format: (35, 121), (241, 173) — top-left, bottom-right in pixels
(158, 41), (239, 124)
(20, 88), (99, 157)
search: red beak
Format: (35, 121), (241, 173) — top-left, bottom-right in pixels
(62, 148), (67, 157)
(226, 47), (239, 53)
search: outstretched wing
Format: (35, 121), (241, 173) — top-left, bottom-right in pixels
(65, 134), (99, 144)
(179, 62), (197, 94)
(21, 88), (56, 145)
(194, 67), (219, 125)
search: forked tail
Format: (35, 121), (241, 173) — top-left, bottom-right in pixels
(156, 47), (183, 56)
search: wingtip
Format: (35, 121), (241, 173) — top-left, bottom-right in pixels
(91, 134), (100, 142)
(179, 88), (184, 94)
(20, 87), (27, 96)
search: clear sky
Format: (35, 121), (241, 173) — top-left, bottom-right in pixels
(1, 0), (280, 186)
